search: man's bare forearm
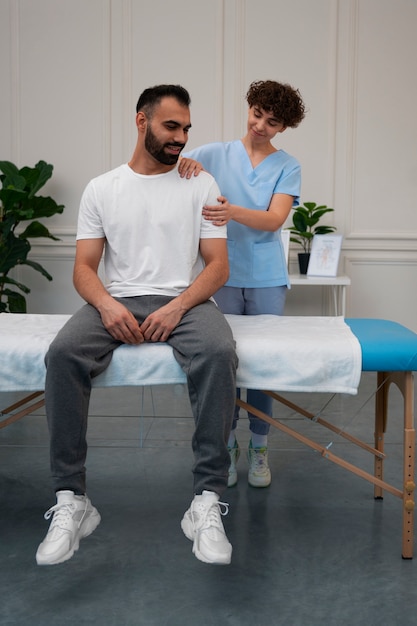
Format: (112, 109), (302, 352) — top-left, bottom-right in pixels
(73, 264), (113, 310)
(175, 260), (228, 314)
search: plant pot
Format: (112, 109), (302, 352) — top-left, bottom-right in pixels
(298, 252), (310, 275)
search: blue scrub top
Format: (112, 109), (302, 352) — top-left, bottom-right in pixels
(184, 140), (301, 288)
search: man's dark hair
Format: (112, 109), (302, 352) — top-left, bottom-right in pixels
(246, 80), (306, 128)
(136, 84), (191, 117)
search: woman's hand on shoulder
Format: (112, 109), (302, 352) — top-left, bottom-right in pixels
(178, 157), (204, 178)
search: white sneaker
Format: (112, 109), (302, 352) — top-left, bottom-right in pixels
(227, 440), (240, 487)
(36, 490), (101, 565)
(181, 490), (232, 564)
(248, 441), (271, 487)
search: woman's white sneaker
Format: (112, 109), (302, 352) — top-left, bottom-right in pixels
(36, 490), (101, 565)
(247, 441), (272, 487)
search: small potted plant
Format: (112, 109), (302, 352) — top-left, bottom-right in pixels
(0, 160), (64, 312)
(289, 201), (336, 274)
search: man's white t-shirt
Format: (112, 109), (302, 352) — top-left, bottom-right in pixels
(77, 164), (226, 298)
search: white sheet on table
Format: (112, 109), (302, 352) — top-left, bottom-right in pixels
(0, 313), (361, 394)
(226, 315), (361, 394)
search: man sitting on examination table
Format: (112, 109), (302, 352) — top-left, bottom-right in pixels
(36, 84), (238, 567)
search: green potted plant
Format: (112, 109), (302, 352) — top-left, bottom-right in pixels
(0, 160), (64, 312)
(289, 201), (336, 274)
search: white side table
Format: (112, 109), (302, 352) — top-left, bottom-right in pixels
(288, 274), (351, 316)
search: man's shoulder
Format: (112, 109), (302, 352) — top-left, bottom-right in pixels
(178, 168), (218, 192)
(89, 164), (128, 185)
(171, 163), (214, 184)
(190, 168), (215, 183)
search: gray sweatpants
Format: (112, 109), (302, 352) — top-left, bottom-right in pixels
(44, 296), (238, 497)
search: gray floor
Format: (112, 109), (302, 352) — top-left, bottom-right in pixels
(1, 373), (417, 625)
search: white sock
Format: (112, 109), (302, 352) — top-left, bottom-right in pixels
(202, 490), (219, 499)
(250, 433), (268, 448)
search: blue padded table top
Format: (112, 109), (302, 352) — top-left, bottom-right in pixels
(345, 318), (417, 372)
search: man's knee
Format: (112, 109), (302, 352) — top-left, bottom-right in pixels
(45, 331), (79, 368)
(204, 335), (237, 369)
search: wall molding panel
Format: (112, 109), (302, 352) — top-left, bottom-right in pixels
(222, 0), (246, 141)
(334, 0), (359, 237)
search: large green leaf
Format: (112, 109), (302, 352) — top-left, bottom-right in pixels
(0, 161), (27, 191)
(2, 288), (28, 313)
(310, 207), (334, 221)
(314, 225), (337, 235)
(24, 194), (64, 220)
(0, 160), (20, 176)
(0, 234), (31, 273)
(0, 274), (30, 293)
(20, 161), (54, 198)
(292, 211), (308, 232)
(0, 188), (36, 228)
(19, 220), (60, 241)
(23, 258), (53, 281)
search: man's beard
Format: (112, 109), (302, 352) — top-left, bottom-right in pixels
(145, 125), (185, 165)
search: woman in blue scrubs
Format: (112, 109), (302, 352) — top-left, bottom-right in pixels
(181, 80), (306, 488)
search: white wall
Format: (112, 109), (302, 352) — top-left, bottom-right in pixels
(2, 0), (417, 329)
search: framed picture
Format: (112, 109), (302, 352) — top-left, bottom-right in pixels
(307, 234), (343, 277)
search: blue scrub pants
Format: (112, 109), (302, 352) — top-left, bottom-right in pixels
(214, 286), (287, 436)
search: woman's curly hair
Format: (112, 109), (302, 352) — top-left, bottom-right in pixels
(246, 80), (306, 128)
